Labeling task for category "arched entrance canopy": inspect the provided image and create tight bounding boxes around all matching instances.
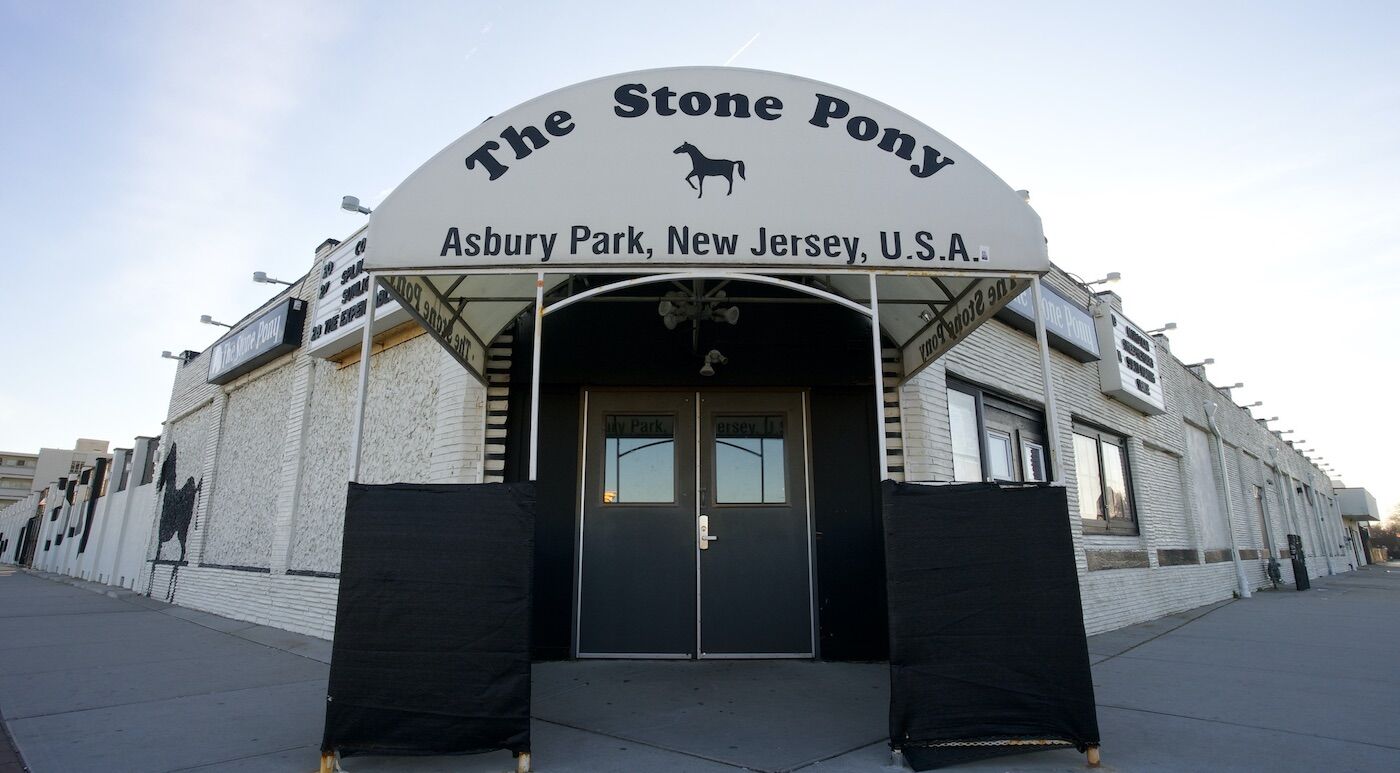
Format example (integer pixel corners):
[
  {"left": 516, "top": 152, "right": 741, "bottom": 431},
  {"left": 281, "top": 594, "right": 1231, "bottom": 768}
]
[
  {"left": 372, "top": 267, "right": 1032, "bottom": 383},
  {"left": 347, "top": 67, "right": 1063, "bottom": 482}
]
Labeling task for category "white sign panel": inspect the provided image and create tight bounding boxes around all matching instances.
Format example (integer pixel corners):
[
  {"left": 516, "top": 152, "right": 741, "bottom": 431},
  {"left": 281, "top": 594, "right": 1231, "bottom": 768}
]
[
  {"left": 902, "top": 276, "right": 1029, "bottom": 375},
  {"left": 306, "top": 232, "right": 411, "bottom": 358},
  {"left": 1093, "top": 305, "right": 1166, "bottom": 415},
  {"left": 365, "top": 67, "right": 1049, "bottom": 274}
]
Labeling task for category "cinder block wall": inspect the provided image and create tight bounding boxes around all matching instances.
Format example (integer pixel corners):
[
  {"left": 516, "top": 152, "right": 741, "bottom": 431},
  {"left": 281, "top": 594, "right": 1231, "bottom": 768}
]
[
  {"left": 136, "top": 246, "right": 488, "bottom": 638},
  {"left": 899, "top": 267, "right": 1341, "bottom": 634},
  {"left": 115, "top": 260, "right": 1346, "bottom": 642}
]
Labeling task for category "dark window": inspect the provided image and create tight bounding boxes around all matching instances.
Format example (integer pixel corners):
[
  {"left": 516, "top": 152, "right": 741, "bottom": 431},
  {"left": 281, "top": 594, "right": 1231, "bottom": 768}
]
[
  {"left": 139, "top": 440, "right": 160, "bottom": 487},
  {"left": 602, "top": 414, "right": 676, "bottom": 504},
  {"left": 1072, "top": 422, "right": 1138, "bottom": 535},
  {"left": 945, "top": 379, "right": 1049, "bottom": 483}
]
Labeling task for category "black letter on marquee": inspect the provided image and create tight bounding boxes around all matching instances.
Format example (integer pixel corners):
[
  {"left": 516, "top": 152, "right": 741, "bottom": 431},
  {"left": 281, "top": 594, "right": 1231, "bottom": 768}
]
[
  {"left": 809, "top": 93, "right": 849, "bottom": 127},
  {"left": 714, "top": 93, "right": 750, "bottom": 118},
  {"left": 614, "top": 83, "right": 648, "bottom": 117},
  {"left": 441, "top": 227, "right": 462, "bottom": 257},
  {"left": 911, "top": 146, "right": 956, "bottom": 178},
  {"left": 754, "top": 96, "right": 783, "bottom": 120},
  {"left": 465, "top": 141, "right": 508, "bottom": 180},
  {"left": 948, "top": 233, "right": 969, "bottom": 262},
  {"left": 500, "top": 124, "right": 550, "bottom": 160},
  {"left": 545, "top": 110, "right": 575, "bottom": 136},
  {"left": 847, "top": 116, "right": 879, "bottom": 141},
  {"left": 652, "top": 86, "right": 677, "bottom": 116},
  {"left": 679, "top": 91, "right": 712, "bottom": 116},
  {"left": 877, "top": 128, "right": 916, "bottom": 160}
]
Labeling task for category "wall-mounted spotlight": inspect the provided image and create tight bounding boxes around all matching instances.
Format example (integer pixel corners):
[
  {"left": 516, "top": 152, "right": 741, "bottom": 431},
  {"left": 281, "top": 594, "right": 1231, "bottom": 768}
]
[
  {"left": 699, "top": 349, "right": 728, "bottom": 377},
  {"left": 1243, "top": 401, "right": 1263, "bottom": 408},
  {"left": 1085, "top": 272, "right": 1121, "bottom": 288},
  {"left": 1147, "top": 322, "right": 1177, "bottom": 334},
  {"left": 1185, "top": 358, "right": 1215, "bottom": 368},
  {"left": 253, "top": 271, "right": 294, "bottom": 286},
  {"left": 200, "top": 315, "right": 233, "bottom": 329},
  {"left": 1277, "top": 429, "right": 1295, "bottom": 435},
  {"left": 161, "top": 351, "right": 184, "bottom": 361},
  {"left": 1226, "top": 382, "right": 1245, "bottom": 390},
  {"left": 341, "top": 195, "right": 372, "bottom": 215}
]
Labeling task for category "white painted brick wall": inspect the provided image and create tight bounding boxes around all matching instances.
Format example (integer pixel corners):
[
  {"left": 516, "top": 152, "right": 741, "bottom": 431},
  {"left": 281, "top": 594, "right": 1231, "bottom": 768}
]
[{"left": 118, "top": 263, "right": 1355, "bottom": 643}]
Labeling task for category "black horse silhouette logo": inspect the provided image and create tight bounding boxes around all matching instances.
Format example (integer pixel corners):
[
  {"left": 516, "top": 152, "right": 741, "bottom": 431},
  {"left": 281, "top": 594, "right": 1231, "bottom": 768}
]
[
  {"left": 673, "top": 142, "right": 745, "bottom": 198},
  {"left": 155, "top": 442, "right": 200, "bottom": 562}
]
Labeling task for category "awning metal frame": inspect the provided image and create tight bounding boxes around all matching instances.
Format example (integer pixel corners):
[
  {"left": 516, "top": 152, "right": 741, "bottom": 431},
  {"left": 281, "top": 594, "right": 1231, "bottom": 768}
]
[{"left": 349, "top": 267, "right": 1063, "bottom": 487}]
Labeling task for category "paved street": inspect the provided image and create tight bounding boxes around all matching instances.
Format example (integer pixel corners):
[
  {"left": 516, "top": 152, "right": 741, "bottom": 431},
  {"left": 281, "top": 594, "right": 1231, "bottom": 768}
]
[{"left": 2, "top": 563, "right": 1397, "bottom": 772}]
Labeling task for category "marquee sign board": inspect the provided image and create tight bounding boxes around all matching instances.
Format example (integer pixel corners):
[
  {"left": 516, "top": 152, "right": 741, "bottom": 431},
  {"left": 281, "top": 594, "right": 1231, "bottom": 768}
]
[
  {"left": 901, "top": 275, "right": 1030, "bottom": 376},
  {"left": 380, "top": 274, "right": 487, "bottom": 380},
  {"left": 306, "top": 233, "right": 412, "bottom": 359},
  {"left": 207, "top": 298, "right": 306, "bottom": 385},
  {"left": 364, "top": 67, "right": 1049, "bottom": 275},
  {"left": 1093, "top": 304, "right": 1166, "bottom": 415},
  {"left": 996, "top": 283, "right": 1101, "bottom": 362}
]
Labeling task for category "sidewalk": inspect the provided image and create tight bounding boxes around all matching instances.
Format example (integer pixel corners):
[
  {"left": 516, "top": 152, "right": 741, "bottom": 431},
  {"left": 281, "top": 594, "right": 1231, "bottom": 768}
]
[{"left": 2, "top": 563, "right": 1397, "bottom": 772}]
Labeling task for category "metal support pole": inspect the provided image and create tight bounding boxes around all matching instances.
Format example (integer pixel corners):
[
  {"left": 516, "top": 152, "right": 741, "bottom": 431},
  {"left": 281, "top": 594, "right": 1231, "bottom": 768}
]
[
  {"left": 349, "top": 274, "right": 379, "bottom": 483},
  {"left": 1204, "top": 402, "right": 1251, "bottom": 598},
  {"left": 868, "top": 273, "right": 889, "bottom": 480},
  {"left": 528, "top": 272, "right": 545, "bottom": 481},
  {"left": 1030, "top": 277, "right": 1063, "bottom": 483}
]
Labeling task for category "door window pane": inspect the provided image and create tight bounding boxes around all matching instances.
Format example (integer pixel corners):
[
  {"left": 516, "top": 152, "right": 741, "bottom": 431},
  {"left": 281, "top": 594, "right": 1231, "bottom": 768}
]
[
  {"left": 1022, "top": 441, "right": 1047, "bottom": 482},
  {"left": 986, "top": 430, "right": 1014, "bottom": 481},
  {"left": 604, "top": 415, "right": 675, "bottom": 503},
  {"left": 1101, "top": 440, "right": 1129, "bottom": 520},
  {"left": 714, "top": 415, "right": 786, "bottom": 504},
  {"left": 1073, "top": 432, "right": 1102, "bottom": 519},
  {"left": 947, "top": 389, "right": 982, "bottom": 482}
]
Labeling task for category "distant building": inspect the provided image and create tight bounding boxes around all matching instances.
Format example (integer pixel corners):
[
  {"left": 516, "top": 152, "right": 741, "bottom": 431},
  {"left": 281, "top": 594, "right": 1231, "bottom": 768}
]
[
  {"left": 0, "top": 451, "right": 39, "bottom": 507},
  {"left": 30, "top": 439, "right": 112, "bottom": 495},
  {"left": 1336, "top": 487, "right": 1380, "bottom": 569}
]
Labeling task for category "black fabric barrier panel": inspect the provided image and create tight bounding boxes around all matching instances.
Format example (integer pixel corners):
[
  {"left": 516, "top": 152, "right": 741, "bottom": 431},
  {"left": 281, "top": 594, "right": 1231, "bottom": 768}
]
[
  {"left": 883, "top": 481, "right": 1099, "bottom": 769},
  {"left": 322, "top": 482, "right": 534, "bottom": 758}
]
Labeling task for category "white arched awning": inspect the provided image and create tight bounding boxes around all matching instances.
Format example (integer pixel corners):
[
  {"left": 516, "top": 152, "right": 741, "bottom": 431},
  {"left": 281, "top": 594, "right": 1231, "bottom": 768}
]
[{"left": 347, "top": 67, "right": 1061, "bottom": 481}]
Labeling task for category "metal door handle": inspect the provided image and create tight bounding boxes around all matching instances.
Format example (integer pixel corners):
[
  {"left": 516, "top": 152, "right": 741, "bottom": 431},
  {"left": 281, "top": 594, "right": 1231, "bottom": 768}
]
[{"left": 699, "top": 515, "right": 717, "bottom": 550}]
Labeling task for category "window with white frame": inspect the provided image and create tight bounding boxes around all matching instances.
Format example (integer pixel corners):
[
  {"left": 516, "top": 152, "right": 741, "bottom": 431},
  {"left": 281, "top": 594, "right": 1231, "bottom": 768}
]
[{"left": 946, "top": 379, "right": 1049, "bottom": 484}]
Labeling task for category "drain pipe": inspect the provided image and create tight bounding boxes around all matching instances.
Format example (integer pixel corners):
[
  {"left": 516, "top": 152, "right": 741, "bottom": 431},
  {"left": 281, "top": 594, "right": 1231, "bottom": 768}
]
[{"left": 1204, "top": 402, "right": 1251, "bottom": 599}]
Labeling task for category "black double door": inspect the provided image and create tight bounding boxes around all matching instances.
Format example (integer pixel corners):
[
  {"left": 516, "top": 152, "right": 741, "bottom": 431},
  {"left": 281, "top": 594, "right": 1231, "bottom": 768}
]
[{"left": 577, "top": 390, "right": 814, "bottom": 658}]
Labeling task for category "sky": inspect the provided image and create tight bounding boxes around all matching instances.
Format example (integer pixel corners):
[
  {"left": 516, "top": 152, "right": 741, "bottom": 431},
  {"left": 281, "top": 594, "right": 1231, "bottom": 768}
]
[{"left": 1, "top": 1, "right": 1396, "bottom": 517}]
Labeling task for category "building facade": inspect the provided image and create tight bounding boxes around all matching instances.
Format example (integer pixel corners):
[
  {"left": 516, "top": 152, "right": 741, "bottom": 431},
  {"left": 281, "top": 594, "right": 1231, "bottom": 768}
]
[
  {"left": 3, "top": 67, "right": 1362, "bottom": 656},
  {"left": 35, "top": 252, "right": 1343, "bottom": 648}
]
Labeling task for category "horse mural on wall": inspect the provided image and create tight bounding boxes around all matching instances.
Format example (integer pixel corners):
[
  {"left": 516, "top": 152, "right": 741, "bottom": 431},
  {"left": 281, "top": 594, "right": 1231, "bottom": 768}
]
[
  {"left": 673, "top": 142, "right": 745, "bottom": 198},
  {"left": 155, "top": 442, "right": 200, "bottom": 562}
]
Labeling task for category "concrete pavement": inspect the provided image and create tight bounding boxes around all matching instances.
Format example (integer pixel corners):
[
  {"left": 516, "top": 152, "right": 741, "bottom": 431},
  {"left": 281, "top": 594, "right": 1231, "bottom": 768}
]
[{"left": 2, "top": 562, "right": 1397, "bottom": 772}]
